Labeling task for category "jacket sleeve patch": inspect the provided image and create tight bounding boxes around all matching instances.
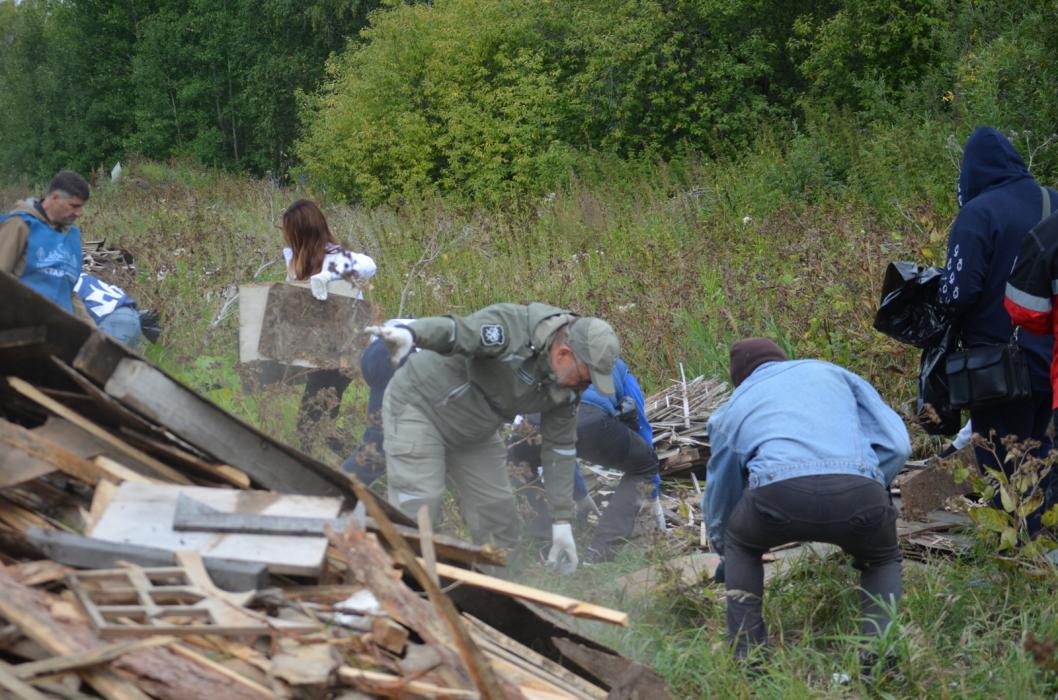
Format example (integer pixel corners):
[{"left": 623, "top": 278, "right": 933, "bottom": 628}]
[{"left": 480, "top": 324, "right": 506, "bottom": 346}]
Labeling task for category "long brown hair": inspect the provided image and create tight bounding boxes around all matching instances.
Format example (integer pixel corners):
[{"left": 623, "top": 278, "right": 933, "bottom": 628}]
[{"left": 282, "top": 199, "right": 337, "bottom": 280}]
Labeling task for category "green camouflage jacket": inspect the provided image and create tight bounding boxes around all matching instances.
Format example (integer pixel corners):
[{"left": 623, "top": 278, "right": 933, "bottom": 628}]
[{"left": 387, "top": 302, "right": 579, "bottom": 520}]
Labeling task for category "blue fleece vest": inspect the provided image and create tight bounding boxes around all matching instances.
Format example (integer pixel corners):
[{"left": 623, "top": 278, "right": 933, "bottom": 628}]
[{"left": 0, "top": 211, "right": 81, "bottom": 312}]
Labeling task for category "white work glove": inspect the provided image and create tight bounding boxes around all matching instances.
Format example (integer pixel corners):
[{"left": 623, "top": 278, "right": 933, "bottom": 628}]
[
  {"left": 364, "top": 325, "right": 415, "bottom": 367},
  {"left": 309, "top": 271, "right": 331, "bottom": 301},
  {"left": 652, "top": 497, "right": 667, "bottom": 532},
  {"left": 546, "top": 521, "right": 578, "bottom": 575}
]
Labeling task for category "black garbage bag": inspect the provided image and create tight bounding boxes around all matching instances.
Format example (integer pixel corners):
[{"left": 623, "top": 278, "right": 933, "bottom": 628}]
[
  {"left": 138, "top": 309, "right": 162, "bottom": 344},
  {"left": 916, "top": 325, "right": 961, "bottom": 436},
  {"left": 874, "top": 261, "right": 953, "bottom": 348}
]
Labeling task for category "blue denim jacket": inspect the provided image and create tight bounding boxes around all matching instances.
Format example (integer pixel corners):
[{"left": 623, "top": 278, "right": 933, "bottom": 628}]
[{"left": 702, "top": 359, "right": 911, "bottom": 554}]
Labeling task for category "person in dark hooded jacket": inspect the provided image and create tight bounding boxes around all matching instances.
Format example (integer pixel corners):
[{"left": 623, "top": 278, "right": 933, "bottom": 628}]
[{"left": 939, "top": 127, "right": 1056, "bottom": 522}]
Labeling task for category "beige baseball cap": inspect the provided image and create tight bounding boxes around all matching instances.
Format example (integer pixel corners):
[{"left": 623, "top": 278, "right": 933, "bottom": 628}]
[{"left": 567, "top": 317, "right": 620, "bottom": 396}]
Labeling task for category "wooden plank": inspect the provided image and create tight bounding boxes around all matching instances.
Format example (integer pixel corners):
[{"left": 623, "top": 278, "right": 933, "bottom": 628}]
[
  {"left": 85, "top": 480, "right": 118, "bottom": 535},
  {"left": 70, "top": 331, "right": 130, "bottom": 386},
  {"left": 551, "top": 638, "right": 672, "bottom": 699},
  {"left": 102, "top": 358, "right": 352, "bottom": 497},
  {"left": 118, "top": 428, "right": 249, "bottom": 488},
  {"left": 93, "top": 457, "right": 159, "bottom": 485},
  {"left": 337, "top": 667, "right": 478, "bottom": 698},
  {"left": 0, "top": 270, "right": 92, "bottom": 364},
  {"left": 0, "top": 326, "right": 49, "bottom": 364},
  {"left": 465, "top": 615, "right": 606, "bottom": 700},
  {"left": 173, "top": 493, "right": 352, "bottom": 535},
  {"left": 25, "top": 528, "right": 269, "bottom": 592},
  {"left": 0, "top": 659, "right": 50, "bottom": 700},
  {"left": 0, "top": 418, "right": 108, "bottom": 487},
  {"left": 429, "top": 561, "right": 628, "bottom": 627},
  {"left": 13, "top": 637, "right": 177, "bottom": 680},
  {"left": 90, "top": 482, "right": 340, "bottom": 576},
  {"left": 175, "top": 493, "right": 505, "bottom": 567},
  {"left": 168, "top": 644, "right": 280, "bottom": 699},
  {"left": 52, "top": 358, "right": 217, "bottom": 464},
  {"left": 7, "top": 378, "right": 192, "bottom": 485},
  {"left": 418, "top": 504, "right": 439, "bottom": 586},
  {"left": 0, "top": 443, "right": 54, "bottom": 490}
]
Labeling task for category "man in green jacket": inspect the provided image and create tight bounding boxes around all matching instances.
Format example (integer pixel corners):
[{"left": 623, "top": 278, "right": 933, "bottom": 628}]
[{"left": 366, "top": 303, "right": 619, "bottom": 574}]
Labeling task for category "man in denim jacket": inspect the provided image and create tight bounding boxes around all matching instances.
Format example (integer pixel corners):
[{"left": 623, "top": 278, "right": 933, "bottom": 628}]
[{"left": 704, "top": 338, "right": 910, "bottom": 661}]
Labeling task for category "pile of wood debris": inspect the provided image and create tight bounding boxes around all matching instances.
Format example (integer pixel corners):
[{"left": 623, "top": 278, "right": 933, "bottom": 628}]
[
  {"left": 0, "top": 271, "right": 670, "bottom": 700},
  {"left": 644, "top": 368, "right": 729, "bottom": 477}
]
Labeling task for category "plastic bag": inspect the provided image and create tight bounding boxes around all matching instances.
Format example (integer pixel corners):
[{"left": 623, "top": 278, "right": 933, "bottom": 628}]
[
  {"left": 874, "top": 262, "right": 952, "bottom": 348},
  {"left": 916, "top": 326, "right": 961, "bottom": 435}
]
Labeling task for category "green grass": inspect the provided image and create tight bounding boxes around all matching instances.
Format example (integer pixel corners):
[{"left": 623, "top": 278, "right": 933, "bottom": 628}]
[{"left": 517, "top": 539, "right": 1058, "bottom": 698}]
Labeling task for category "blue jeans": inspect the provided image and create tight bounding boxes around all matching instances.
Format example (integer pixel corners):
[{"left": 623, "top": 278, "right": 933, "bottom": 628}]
[{"left": 98, "top": 306, "right": 142, "bottom": 348}]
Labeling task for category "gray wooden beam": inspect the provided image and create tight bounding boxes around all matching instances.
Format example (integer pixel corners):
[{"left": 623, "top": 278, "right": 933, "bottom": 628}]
[{"left": 25, "top": 527, "right": 268, "bottom": 592}]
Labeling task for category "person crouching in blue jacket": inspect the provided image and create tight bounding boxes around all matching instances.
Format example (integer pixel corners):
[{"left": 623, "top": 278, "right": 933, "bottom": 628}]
[
  {"left": 704, "top": 338, "right": 910, "bottom": 664},
  {"left": 578, "top": 357, "right": 660, "bottom": 562}
]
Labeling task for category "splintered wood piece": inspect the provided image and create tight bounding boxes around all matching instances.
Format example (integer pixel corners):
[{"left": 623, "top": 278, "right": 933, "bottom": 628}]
[
  {"left": 370, "top": 616, "right": 410, "bottom": 655},
  {"left": 464, "top": 615, "right": 606, "bottom": 700},
  {"left": 326, "top": 524, "right": 482, "bottom": 696},
  {"left": 168, "top": 644, "right": 281, "bottom": 699},
  {"left": 338, "top": 478, "right": 515, "bottom": 700},
  {"left": 2, "top": 560, "right": 71, "bottom": 587},
  {"left": 0, "top": 659, "right": 50, "bottom": 700},
  {"left": 6, "top": 377, "right": 192, "bottom": 485},
  {"left": 338, "top": 666, "right": 479, "bottom": 698},
  {"left": 427, "top": 561, "right": 628, "bottom": 627},
  {"left": 0, "top": 418, "right": 108, "bottom": 488},
  {"left": 417, "top": 505, "right": 439, "bottom": 586},
  {"left": 117, "top": 427, "right": 249, "bottom": 489},
  {"left": 12, "top": 637, "right": 177, "bottom": 681}
]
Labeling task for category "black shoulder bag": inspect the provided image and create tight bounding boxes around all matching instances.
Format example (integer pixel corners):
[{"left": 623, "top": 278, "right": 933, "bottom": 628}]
[{"left": 945, "top": 328, "right": 1032, "bottom": 409}]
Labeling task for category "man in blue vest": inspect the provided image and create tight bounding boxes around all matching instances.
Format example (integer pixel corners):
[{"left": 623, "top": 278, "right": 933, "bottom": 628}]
[{"left": 0, "top": 171, "right": 90, "bottom": 316}]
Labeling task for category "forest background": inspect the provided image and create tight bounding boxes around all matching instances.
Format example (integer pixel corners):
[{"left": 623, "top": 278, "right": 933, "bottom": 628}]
[{"left": 3, "top": 0, "right": 1058, "bottom": 696}]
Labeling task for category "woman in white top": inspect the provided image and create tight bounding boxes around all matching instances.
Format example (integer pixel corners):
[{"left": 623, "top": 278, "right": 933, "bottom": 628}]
[{"left": 281, "top": 199, "right": 377, "bottom": 452}]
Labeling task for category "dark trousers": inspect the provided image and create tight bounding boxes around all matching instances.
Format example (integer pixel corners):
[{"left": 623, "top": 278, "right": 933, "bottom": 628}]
[
  {"left": 970, "top": 392, "right": 1054, "bottom": 535},
  {"left": 343, "top": 340, "right": 397, "bottom": 483},
  {"left": 575, "top": 405, "right": 659, "bottom": 553},
  {"left": 724, "top": 474, "right": 902, "bottom": 658},
  {"left": 298, "top": 369, "right": 353, "bottom": 451}
]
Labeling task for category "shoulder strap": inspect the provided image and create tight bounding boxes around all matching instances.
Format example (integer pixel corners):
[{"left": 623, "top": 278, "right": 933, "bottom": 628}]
[{"left": 1042, "top": 185, "right": 1053, "bottom": 222}]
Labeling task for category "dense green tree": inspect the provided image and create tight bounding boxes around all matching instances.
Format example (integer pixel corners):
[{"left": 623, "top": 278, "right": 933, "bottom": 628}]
[{"left": 0, "top": 0, "right": 376, "bottom": 181}]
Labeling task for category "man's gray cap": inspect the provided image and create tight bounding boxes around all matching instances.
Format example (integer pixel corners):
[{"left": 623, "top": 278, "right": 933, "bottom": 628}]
[{"left": 567, "top": 317, "right": 619, "bottom": 396}]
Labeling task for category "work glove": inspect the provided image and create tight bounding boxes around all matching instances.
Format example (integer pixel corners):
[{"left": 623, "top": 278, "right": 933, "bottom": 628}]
[
  {"left": 309, "top": 271, "right": 331, "bottom": 300},
  {"left": 651, "top": 497, "right": 667, "bottom": 532},
  {"left": 364, "top": 325, "right": 416, "bottom": 367},
  {"left": 546, "top": 521, "right": 578, "bottom": 575},
  {"left": 714, "top": 558, "right": 725, "bottom": 584}
]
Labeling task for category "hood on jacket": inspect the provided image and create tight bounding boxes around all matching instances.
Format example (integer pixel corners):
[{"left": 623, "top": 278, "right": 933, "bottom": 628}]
[{"left": 958, "top": 127, "right": 1031, "bottom": 207}]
